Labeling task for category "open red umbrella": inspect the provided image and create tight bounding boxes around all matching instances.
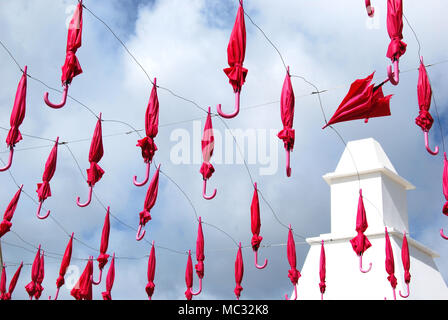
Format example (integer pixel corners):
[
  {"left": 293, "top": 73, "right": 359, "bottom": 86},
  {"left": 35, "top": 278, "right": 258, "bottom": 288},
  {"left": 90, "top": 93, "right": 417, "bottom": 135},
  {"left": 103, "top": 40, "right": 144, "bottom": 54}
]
[
  {"left": 94, "top": 206, "right": 111, "bottom": 285},
  {"left": 399, "top": 232, "right": 411, "bottom": 298},
  {"left": 384, "top": 227, "right": 397, "bottom": 300},
  {"left": 134, "top": 78, "right": 159, "bottom": 186},
  {"left": 278, "top": 67, "right": 295, "bottom": 177},
  {"left": 2, "top": 262, "right": 23, "bottom": 300},
  {"left": 36, "top": 137, "right": 59, "bottom": 220},
  {"left": 319, "top": 240, "right": 326, "bottom": 300},
  {"left": 350, "top": 189, "right": 373, "bottom": 273},
  {"left": 33, "top": 252, "right": 45, "bottom": 300},
  {"left": 200, "top": 107, "right": 217, "bottom": 200},
  {"left": 365, "top": 0, "right": 375, "bottom": 17},
  {"left": 102, "top": 253, "right": 115, "bottom": 300},
  {"left": 323, "top": 73, "right": 392, "bottom": 129},
  {"left": 218, "top": 0, "right": 247, "bottom": 119},
  {"left": 285, "top": 225, "right": 300, "bottom": 300},
  {"left": 71, "top": 256, "right": 93, "bottom": 300},
  {"left": 193, "top": 217, "right": 204, "bottom": 296},
  {"left": 50, "top": 232, "right": 73, "bottom": 300},
  {"left": 0, "top": 184, "right": 23, "bottom": 238},
  {"left": 441, "top": 153, "right": 448, "bottom": 239},
  {"left": 76, "top": 113, "right": 104, "bottom": 207},
  {"left": 234, "top": 242, "right": 244, "bottom": 300},
  {"left": 44, "top": 0, "right": 83, "bottom": 108},
  {"left": 136, "top": 164, "right": 161, "bottom": 241},
  {"left": 251, "top": 183, "right": 267, "bottom": 269},
  {"left": 25, "top": 245, "right": 41, "bottom": 300},
  {"left": 0, "top": 66, "right": 27, "bottom": 172},
  {"left": 146, "top": 241, "right": 156, "bottom": 300},
  {"left": 386, "top": 0, "right": 406, "bottom": 85},
  {"left": 185, "top": 250, "right": 193, "bottom": 300}
]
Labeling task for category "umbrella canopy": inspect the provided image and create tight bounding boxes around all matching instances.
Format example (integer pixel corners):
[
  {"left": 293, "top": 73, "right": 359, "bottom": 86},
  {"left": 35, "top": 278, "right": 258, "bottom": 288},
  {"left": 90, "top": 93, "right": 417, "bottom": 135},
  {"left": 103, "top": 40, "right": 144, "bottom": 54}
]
[
  {"left": 250, "top": 183, "right": 263, "bottom": 252},
  {"left": 195, "top": 217, "right": 205, "bottom": 280},
  {"left": 322, "top": 73, "right": 392, "bottom": 129},
  {"left": 146, "top": 242, "right": 156, "bottom": 300},
  {"left": 415, "top": 60, "right": 433, "bottom": 132},
  {"left": 5, "top": 66, "right": 27, "bottom": 149},
  {"left": 385, "top": 228, "right": 397, "bottom": 299},
  {"left": 234, "top": 243, "right": 244, "bottom": 300},
  {"left": 36, "top": 137, "right": 59, "bottom": 202},
  {"left": 86, "top": 114, "right": 105, "bottom": 187},
  {"left": 139, "top": 164, "right": 161, "bottom": 228},
  {"left": 319, "top": 240, "right": 326, "bottom": 298},
  {"left": 200, "top": 107, "right": 215, "bottom": 180},
  {"left": 287, "top": 227, "right": 301, "bottom": 286},
  {"left": 0, "top": 265, "right": 6, "bottom": 299},
  {"left": 0, "top": 184, "right": 23, "bottom": 238},
  {"left": 56, "top": 233, "right": 74, "bottom": 290},
  {"left": 3, "top": 262, "right": 23, "bottom": 300},
  {"left": 25, "top": 245, "right": 41, "bottom": 299},
  {"left": 401, "top": 233, "right": 410, "bottom": 285},
  {"left": 102, "top": 253, "right": 115, "bottom": 300},
  {"left": 277, "top": 67, "right": 295, "bottom": 152},
  {"left": 350, "top": 189, "right": 372, "bottom": 256},
  {"left": 185, "top": 250, "right": 193, "bottom": 300},
  {"left": 443, "top": 153, "right": 448, "bottom": 215},
  {"left": 386, "top": 0, "right": 406, "bottom": 63},
  {"left": 71, "top": 257, "right": 93, "bottom": 300},
  {"left": 34, "top": 252, "right": 45, "bottom": 300},
  {"left": 97, "top": 207, "right": 111, "bottom": 270}
]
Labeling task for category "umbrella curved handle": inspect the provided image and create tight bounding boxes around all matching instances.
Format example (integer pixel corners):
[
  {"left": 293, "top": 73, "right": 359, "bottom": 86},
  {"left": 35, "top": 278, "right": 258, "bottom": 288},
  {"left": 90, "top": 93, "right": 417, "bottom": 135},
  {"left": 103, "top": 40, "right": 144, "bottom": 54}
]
[
  {"left": 424, "top": 131, "right": 439, "bottom": 155},
  {"left": 92, "top": 268, "right": 103, "bottom": 285},
  {"left": 44, "top": 84, "right": 68, "bottom": 109},
  {"left": 133, "top": 161, "right": 151, "bottom": 187},
  {"left": 216, "top": 91, "right": 240, "bottom": 119},
  {"left": 399, "top": 283, "right": 410, "bottom": 298},
  {"left": 286, "top": 149, "right": 291, "bottom": 177},
  {"left": 285, "top": 284, "right": 297, "bottom": 300},
  {"left": 49, "top": 287, "right": 61, "bottom": 300},
  {"left": 76, "top": 185, "right": 93, "bottom": 207},
  {"left": 440, "top": 228, "right": 448, "bottom": 240},
  {"left": 0, "top": 146, "right": 14, "bottom": 172},
  {"left": 136, "top": 224, "right": 146, "bottom": 241},
  {"left": 190, "top": 278, "right": 202, "bottom": 296},
  {"left": 36, "top": 201, "right": 51, "bottom": 220},
  {"left": 365, "top": 0, "right": 374, "bottom": 17},
  {"left": 384, "top": 288, "right": 397, "bottom": 300},
  {"left": 203, "top": 179, "right": 217, "bottom": 200},
  {"left": 387, "top": 59, "right": 400, "bottom": 86},
  {"left": 359, "top": 254, "right": 372, "bottom": 273},
  {"left": 254, "top": 250, "right": 268, "bottom": 269}
]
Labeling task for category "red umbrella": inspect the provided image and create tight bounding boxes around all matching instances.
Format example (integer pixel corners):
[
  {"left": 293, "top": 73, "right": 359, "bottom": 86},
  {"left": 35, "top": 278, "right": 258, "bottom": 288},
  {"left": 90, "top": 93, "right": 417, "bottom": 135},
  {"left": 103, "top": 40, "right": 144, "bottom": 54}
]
[
  {"left": 0, "top": 184, "right": 23, "bottom": 238},
  {"left": 200, "top": 107, "right": 217, "bottom": 200},
  {"left": 134, "top": 78, "right": 159, "bottom": 186},
  {"left": 251, "top": 183, "right": 267, "bottom": 269},
  {"left": 0, "top": 66, "right": 27, "bottom": 172},
  {"left": 192, "top": 217, "right": 204, "bottom": 296},
  {"left": 322, "top": 73, "right": 392, "bottom": 129},
  {"left": 234, "top": 242, "right": 244, "bottom": 300},
  {"left": 278, "top": 67, "right": 295, "bottom": 177},
  {"left": 94, "top": 206, "right": 111, "bottom": 285},
  {"left": 350, "top": 189, "right": 373, "bottom": 273},
  {"left": 50, "top": 232, "right": 73, "bottom": 300},
  {"left": 146, "top": 241, "right": 156, "bottom": 300},
  {"left": 25, "top": 245, "right": 41, "bottom": 300},
  {"left": 3, "top": 262, "right": 23, "bottom": 300},
  {"left": 0, "top": 265, "right": 6, "bottom": 299},
  {"left": 399, "top": 232, "right": 411, "bottom": 298},
  {"left": 319, "top": 240, "right": 326, "bottom": 300},
  {"left": 71, "top": 256, "right": 93, "bottom": 300},
  {"left": 384, "top": 227, "right": 397, "bottom": 300},
  {"left": 365, "top": 0, "right": 375, "bottom": 17},
  {"left": 218, "top": 0, "right": 247, "bottom": 119},
  {"left": 185, "top": 250, "right": 193, "bottom": 300},
  {"left": 136, "top": 164, "right": 161, "bottom": 241},
  {"left": 386, "top": 0, "right": 406, "bottom": 85},
  {"left": 285, "top": 225, "right": 300, "bottom": 300},
  {"left": 44, "top": 0, "right": 83, "bottom": 108},
  {"left": 36, "top": 137, "right": 59, "bottom": 220},
  {"left": 441, "top": 153, "right": 448, "bottom": 239},
  {"left": 102, "top": 253, "right": 115, "bottom": 300},
  {"left": 33, "top": 252, "right": 45, "bottom": 300},
  {"left": 76, "top": 113, "right": 104, "bottom": 207}
]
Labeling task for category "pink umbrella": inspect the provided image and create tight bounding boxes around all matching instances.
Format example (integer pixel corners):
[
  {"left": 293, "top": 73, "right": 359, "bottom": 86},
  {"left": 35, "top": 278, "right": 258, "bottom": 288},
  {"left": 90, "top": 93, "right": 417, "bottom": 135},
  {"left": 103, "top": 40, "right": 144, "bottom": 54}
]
[
  {"left": 44, "top": 0, "right": 83, "bottom": 108},
  {"left": 102, "top": 253, "right": 115, "bottom": 300},
  {"left": 0, "top": 184, "right": 23, "bottom": 238},
  {"left": 193, "top": 217, "right": 204, "bottom": 296},
  {"left": 146, "top": 241, "right": 156, "bottom": 300},
  {"left": 441, "top": 153, "right": 448, "bottom": 240},
  {"left": 365, "top": 0, "right": 375, "bottom": 17},
  {"left": 234, "top": 242, "right": 244, "bottom": 300},
  {"left": 218, "top": 0, "right": 248, "bottom": 119},
  {"left": 49, "top": 232, "right": 73, "bottom": 300},
  {"left": 134, "top": 78, "right": 159, "bottom": 186},
  {"left": 319, "top": 240, "right": 326, "bottom": 300},
  {"left": 0, "top": 265, "right": 6, "bottom": 299},
  {"left": 71, "top": 256, "right": 93, "bottom": 300},
  {"left": 93, "top": 207, "right": 110, "bottom": 285},
  {"left": 33, "top": 252, "right": 45, "bottom": 300},
  {"left": 136, "top": 164, "right": 161, "bottom": 241},
  {"left": 36, "top": 137, "right": 59, "bottom": 220},
  {"left": 77, "top": 113, "right": 104, "bottom": 207},
  {"left": 185, "top": 250, "right": 193, "bottom": 300},
  {"left": 278, "top": 67, "right": 295, "bottom": 177},
  {"left": 200, "top": 107, "right": 217, "bottom": 200},
  {"left": 384, "top": 227, "right": 397, "bottom": 300},
  {"left": 2, "top": 262, "right": 23, "bottom": 300},
  {"left": 399, "top": 232, "right": 411, "bottom": 298},
  {"left": 25, "top": 245, "right": 41, "bottom": 300},
  {"left": 285, "top": 225, "right": 300, "bottom": 300},
  {"left": 350, "top": 189, "right": 373, "bottom": 273},
  {"left": 0, "top": 66, "right": 27, "bottom": 172},
  {"left": 251, "top": 183, "right": 267, "bottom": 269},
  {"left": 386, "top": 0, "right": 406, "bottom": 85}
]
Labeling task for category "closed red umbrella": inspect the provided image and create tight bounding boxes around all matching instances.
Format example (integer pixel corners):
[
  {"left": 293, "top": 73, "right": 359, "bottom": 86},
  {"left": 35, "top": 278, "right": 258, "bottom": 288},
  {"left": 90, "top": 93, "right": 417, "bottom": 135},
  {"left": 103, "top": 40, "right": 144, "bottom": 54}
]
[
  {"left": 25, "top": 245, "right": 41, "bottom": 300},
  {"left": 441, "top": 152, "right": 448, "bottom": 239},
  {"left": 319, "top": 240, "right": 326, "bottom": 300},
  {"left": 44, "top": 0, "right": 83, "bottom": 108},
  {"left": 285, "top": 225, "right": 300, "bottom": 300},
  {"left": 94, "top": 206, "right": 111, "bottom": 285},
  {"left": 36, "top": 137, "right": 59, "bottom": 220},
  {"left": 386, "top": 0, "right": 406, "bottom": 85},
  {"left": 251, "top": 183, "right": 267, "bottom": 269},
  {"left": 0, "top": 264, "right": 6, "bottom": 300},
  {"left": 218, "top": 0, "right": 247, "bottom": 119},
  {"left": 34, "top": 252, "right": 45, "bottom": 300},
  {"left": 102, "top": 253, "right": 115, "bottom": 300},
  {"left": 278, "top": 67, "right": 295, "bottom": 177},
  {"left": 185, "top": 250, "right": 193, "bottom": 300},
  {"left": 146, "top": 241, "right": 156, "bottom": 300},
  {"left": 350, "top": 189, "right": 373, "bottom": 273},
  {"left": 234, "top": 242, "right": 244, "bottom": 300},
  {"left": 200, "top": 107, "right": 217, "bottom": 200},
  {"left": 365, "top": 0, "right": 375, "bottom": 17},
  {"left": 399, "top": 232, "right": 411, "bottom": 298},
  {"left": 4, "top": 262, "right": 23, "bottom": 300},
  {"left": 50, "top": 232, "right": 73, "bottom": 300},
  {"left": 76, "top": 113, "right": 104, "bottom": 207},
  {"left": 384, "top": 227, "right": 397, "bottom": 300},
  {"left": 71, "top": 256, "right": 93, "bottom": 300},
  {"left": 0, "top": 66, "right": 27, "bottom": 172},
  {"left": 136, "top": 164, "right": 161, "bottom": 241},
  {"left": 323, "top": 73, "right": 392, "bottom": 129},
  {"left": 193, "top": 217, "right": 204, "bottom": 296},
  {"left": 134, "top": 78, "right": 159, "bottom": 186},
  {"left": 0, "top": 184, "right": 23, "bottom": 238}
]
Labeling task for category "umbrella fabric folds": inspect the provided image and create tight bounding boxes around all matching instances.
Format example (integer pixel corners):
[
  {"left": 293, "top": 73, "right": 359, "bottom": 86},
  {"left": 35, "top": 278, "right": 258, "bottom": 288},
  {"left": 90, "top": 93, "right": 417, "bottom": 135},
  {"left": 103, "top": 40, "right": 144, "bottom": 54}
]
[
  {"left": 200, "top": 107, "right": 217, "bottom": 200},
  {"left": 0, "top": 262, "right": 23, "bottom": 300},
  {"left": 251, "top": 183, "right": 267, "bottom": 269},
  {"left": 385, "top": 227, "right": 397, "bottom": 300},
  {"left": 185, "top": 250, "right": 194, "bottom": 300},
  {"left": 319, "top": 240, "right": 326, "bottom": 300},
  {"left": 71, "top": 257, "right": 93, "bottom": 300},
  {"left": 193, "top": 217, "right": 204, "bottom": 295},
  {"left": 95, "top": 207, "right": 111, "bottom": 284},
  {"left": 0, "top": 265, "right": 6, "bottom": 300},
  {"left": 323, "top": 73, "right": 392, "bottom": 129},
  {"left": 50, "top": 233, "right": 74, "bottom": 300},
  {"left": 34, "top": 253, "right": 45, "bottom": 300},
  {"left": 146, "top": 241, "right": 156, "bottom": 300},
  {"left": 285, "top": 225, "right": 300, "bottom": 300},
  {"left": 0, "top": 184, "right": 23, "bottom": 238},
  {"left": 386, "top": 0, "right": 406, "bottom": 85},
  {"left": 399, "top": 232, "right": 411, "bottom": 298},
  {"left": 234, "top": 243, "right": 244, "bottom": 300},
  {"left": 25, "top": 245, "right": 43, "bottom": 300},
  {"left": 102, "top": 253, "right": 115, "bottom": 300},
  {"left": 441, "top": 153, "right": 448, "bottom": 240}
]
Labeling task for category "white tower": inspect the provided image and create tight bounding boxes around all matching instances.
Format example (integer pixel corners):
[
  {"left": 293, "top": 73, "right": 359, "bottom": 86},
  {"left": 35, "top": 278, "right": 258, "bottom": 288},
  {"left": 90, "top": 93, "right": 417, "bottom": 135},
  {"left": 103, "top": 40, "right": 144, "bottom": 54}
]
[{"left": 295, "top": 138, "right": 448, "bottom": 300}]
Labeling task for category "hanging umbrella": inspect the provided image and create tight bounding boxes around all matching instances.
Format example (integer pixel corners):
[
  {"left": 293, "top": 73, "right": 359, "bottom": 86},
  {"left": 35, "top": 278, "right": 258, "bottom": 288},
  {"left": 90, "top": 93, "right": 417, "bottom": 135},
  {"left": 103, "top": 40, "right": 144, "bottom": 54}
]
[
  {"left": 146, "top": 241, "right": 156, "bottom": 300},
  {"left": 319, "top": 240, "right": 326, "bottom": 300},
  {"left": 192, "top": 217, "right": 204, "bottom": 296},
  {"left": 134, "top": 78, "right": 159, "bottom": 186},
  {"left": 0, "top": 265, "right": 6, "bottom": 300},
  {"left": 441, "top": 153, "right": 448, "bottom": 239},
  {"left": 415, "top": 57, "right": 438, "bottom": 155},
  {"left": 3, "top": 262, "right": 23, "bottom": 300},
  {"left": 94, "top": 206, "right": 110, "bottom": 285},
  {"left": 278, "top": 67, "right": 295, "bottom": 177},
  {"left": 399, "top": 232, "right": 411, "bottom": 298},
  {"left": 71, "top": 256, "right": 93, "bottom": 300},
  {"left": 384, "top": 227, "right": 397, "bottom": 300},
  {"left": 386, "top": 0, "right": 406, "bottom": 85},
  {"left": 36, "top": 137, "right": 59, "bottom": 219},
  {"left": 200, "top": 107, "right": 217, "bottom": 200},
  {"left": 251, "top": 183, "right": 267, "bottom": 269},
  {"left": 34, "top": 252, "right": 45, "bottom": 300},
  {"left": 0, "top": 184, "right": 23, "bottom": 238},
  {"left": 25, "top": 245, "right": 41, "bottom": 300},
  {"left": 285, "top": 225, "right": 300, "bottom": 300},
  {"left": 234, "top": 242, "right": 244, "bottom": 300},
  {"left": 44, "top": 0, "right": 83, "bottom": 108},
  {"left": 136, "top": 164, "right": 161, "bottom": 241},
  {"left": 350, "top": 189, "right": 373, "bottom": 273},
  {"left": 218, "top": 0, "right": 248, "bottom": 119},
  {"left": 76, "top": 113, "right": 104, "bottom": 207},
  {"left": 0, "top": 66, "right": 27, "bottom": 172},
  {"left": 50, "top": 232, "right": 73, "bottom": 300},
  {"left": 185, "top": 250, "right": 193, "bottom": 300},
  {"left": 322, "top": 73, "right": 392, "bottom": 129},
  {"left": 102, "top": 253, "right": 115, "bottom": 300},
  {"left": 365, "top": 0, "right": 375, "bottom": 17}
]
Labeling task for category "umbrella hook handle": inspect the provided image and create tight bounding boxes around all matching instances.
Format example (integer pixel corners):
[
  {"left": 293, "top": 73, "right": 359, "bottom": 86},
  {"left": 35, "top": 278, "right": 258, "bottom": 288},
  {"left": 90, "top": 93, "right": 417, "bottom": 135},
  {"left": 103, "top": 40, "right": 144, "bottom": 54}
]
[
  {"left": 286, "top": 149, "right": 292, "bottom": 177},
  {"left": 44, "top": 84, "right": 69, "bottom": 109},
  {"left": 190, "top": 278, "right": 202, "bottom": 296},
  {"left": 440, "top": 228, "right": 448, "bottom": 240},
  {"left": 92, "top": 267, "right": 103, "bottom": 285},
  {"left": 0, "top": 146, "right": 14, "bottom": 172},
  {"left": 424, "top": 131, "right": 439, "bottom": 155},
  {"left": 399, "top": 283, "right": 410, "bottom": 298},
  {"left": 384, "top": 288, "right": 397, "bottom": 300},
  {"left": 285, "top": 284, "right": 297, "bottom": 300},
  {"left": 359, "top": 254, "right": 372, "bottom": 273},
  {"left": 48, "top": 287, "right": 60, "bottom": 300},
  {"left": 387, "top": 59, "right": 400, "bottom": 86},
  {"left": 365, "top": 0, "right": 374, "bottom": 17},
  {"left": 217, "top": 91, "right": 240, "bottom": 119},
  {"left": 203, "top": 179, "right": 217, "bottom": 200},
  {"left": 136, "top": 224, "right": 146, "bottom": 241},
  {"left": 36, "top": 200, "right": 51, "bottom": 220},
  {"left": 76, "top": 185, "right": 93, "bottom": 207},
  {"left": 254, "top": 250, "right": 268, "bottom": 269},
  {"left": 133, "top": 161, "right": 151, "bottom": 187}
]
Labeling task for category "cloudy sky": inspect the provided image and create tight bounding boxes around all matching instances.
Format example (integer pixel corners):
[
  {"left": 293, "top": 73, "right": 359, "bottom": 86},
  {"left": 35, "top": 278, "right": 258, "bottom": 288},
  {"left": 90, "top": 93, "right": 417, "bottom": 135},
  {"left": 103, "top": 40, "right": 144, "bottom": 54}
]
[{"left": 0, "top": 0, "right": 448, "bottom": 300}]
